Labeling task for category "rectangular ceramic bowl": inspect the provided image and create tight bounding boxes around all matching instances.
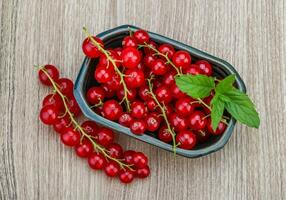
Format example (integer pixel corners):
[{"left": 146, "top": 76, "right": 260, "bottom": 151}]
[{"left": 74, "top": 25, "right": 246, "bottom": 158}]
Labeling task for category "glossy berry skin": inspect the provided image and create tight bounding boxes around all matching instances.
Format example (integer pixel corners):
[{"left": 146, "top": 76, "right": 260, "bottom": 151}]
[
  {"left": 75, "top": 139, "right": 93, "bottom": 158},
  {"left": 134, "top": 29, "right": 150, "bottom": 44},
  {"left": 158, "top": 44, "right": 175, "bottom": 59},
  {"left": 131, "top": 101, "right": 146, "bottom": 119},
  {"left": 130, "top": 119, "right": 146, "bottom": 135},
  {"left": 172, "top": 50, "right": 191, "bottom": 70},
  {"left": 169, "top": 113, "right": 188, "bottom": 131},
  {"left": 104, "top": 75, "right": 121, "bottom": 91},
  {"left": 184, "top": 64, "right": 204, "bottom": 75},
  {"left": 60, "top": 127, "right": 81, "bottom": 147},
  {"left": 158, "top": 126, "right": 173, "bottom": 143},
  {"left": 122, "top": 36, "right": 137, "bottom": 48},
  {"left": 82, "top": 36, "right": 103, "bottom": 58},
  {"left": 175, "top": 97, "right": 195, "bottom": 117},
  {"left": 145, "top": 114, "right": 161, "bottom": 132},
  {"left": 53, "top": 115, "right": 71, "bottom": 134},
  {"left": 107, "top": 143, "right": 123, "bottom": 159},
  {"left": 86, "top": 86, "right": 105, "bottom": 104},
  {"left": 143, "top": 41, "right": 157, "bottom": 54},
  {"left": 146, "top": 99, "right": 157, "bottom": 112},
  {"left": 138, "top": 85, "right": 151, "bottom": 101},
  {"left": 170, "top": 84, "right": 187, "bottom": 99},
  {"left": 104, "top": 161, "right": 120, "bottom": 177},
  {"left": 155, "top": 85, "right": 172, "bottom": 104},
  {"left": 176, "top": 130, "right": 197, "bottom": 150},
  {"left": 81, "top": 120, "right": 98, "bottom": 137},
  {"left": 42, "top": 93, "right": 63, "bottom": 112},
  {"left": 188, "top": 111, "right": 207, "bottom": 131},
  {"left": 102, "top": 100, "right": 123, "bottom": 121},
  {"left": 121, "top": 47, "right": 141, "bottom": 69},
  {"left": 123, "top": 150, "right": 135, "bottom": 165},
  {"left": 98, "top": 50, "right": 121, "bottom": 68},
  {"left": 88, "top": 153, "right": 106, "bottom": 170},
  {"left": 133, "top": 152, "right": 148, "bottom": 169},
  {"left": 118, "top": 112, "right": 134, "bottom": 127},
  {"left": 151, "top": 59, "right": 168, "bottom": 75},
  {"left": 94, "top": 65, "right": 115, "bottom": 83},
  {"left": 136, "top": 166, "right": 150, "bottom": 178},
  {"left": 96, "top": 127, "right": 114, "bottom": 147},
  {"left": 116, "top": 87, "right": 137, "bottom": 101},
  {"left": 67, "top": 95, "right": 81, "bottom": 117},
  {"left": 119, "top": 169, "right": 134, "bottom": 184},
  {"left": 38, "top": 65, "right": 59, "bottom": 86},
  {"left": 39, "top": 105, "right": 58, "bottom": 125},
  {"left": 196, "top": 60, "right": 213, "bottom": 76},
  {"left": 101, "top": 84, "right": 115, "bottom": 98},
  {"left": 56, "top": 78, "right": 74, "bottom": 97},
  {"left": 207, "top": 119, "right": 227, "bottom": 135},
  {"left": 162, "top": 71, "right": 176, "bottom": 86},
  {"left": 124, "top": 68, "right": 145, "bottom": 88},
  {"left": 143, "top": 54, "right": 156, "bottom": 68}
]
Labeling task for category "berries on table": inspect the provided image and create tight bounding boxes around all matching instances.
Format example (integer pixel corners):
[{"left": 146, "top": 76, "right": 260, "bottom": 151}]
[
  {"left": 56, "top": 78, "right": 74, "bottom": 97},
  {"left": 136, "top": 165, "right": 150, "bottom": 178},
  {"left": 75, "top": 139, "right": 93, "bottom": 158},
  {"left": 104, "top": 161, "right": 120, "bottom": 177},
  {"left": 60, "top": 127, "right": 81, "bottom": 147},
  {"left": 132, "top": 152, "right": 148, "bottom": 168},
  {"left": 88, "top": 153, "right": 106, "bottom": 170},
  {"left": 119, "top": 169, "right": 134, "bottom": 184},
  {"left": 38, "top": 65, "right": 59, "bottom": 86},
  {"left": 107, "top": 143, "right": 123, "bottom": 159},
  {"left": 96, "top": 127, "right": 115, "bottom": 147},
  {"left": 39, "top": 105, "right": 59, "bottom": 125}
]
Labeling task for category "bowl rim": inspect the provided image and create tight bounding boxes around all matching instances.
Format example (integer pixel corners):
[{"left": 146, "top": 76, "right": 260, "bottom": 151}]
[{"left": 74, "top": 24, "right": 246, "bottom": 158}]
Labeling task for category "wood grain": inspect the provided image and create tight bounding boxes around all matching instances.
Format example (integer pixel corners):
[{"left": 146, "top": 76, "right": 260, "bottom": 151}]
[{"left": 0, "top": 0, "right": 285, "bottom": 199}]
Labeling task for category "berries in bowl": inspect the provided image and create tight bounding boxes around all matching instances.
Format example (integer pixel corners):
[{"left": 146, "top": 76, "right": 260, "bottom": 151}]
[{"left": 74, "top": 25, "right": 260, "bottom": 158}]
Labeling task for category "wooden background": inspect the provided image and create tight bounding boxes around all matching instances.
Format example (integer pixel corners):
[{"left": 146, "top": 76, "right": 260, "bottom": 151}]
[{"left": 1, "top": 0, "right": 285, "bottom": 199}]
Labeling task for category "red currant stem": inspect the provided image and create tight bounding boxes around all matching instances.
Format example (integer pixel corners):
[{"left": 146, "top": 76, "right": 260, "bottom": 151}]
[
  {"left": 90, "top": 100, "right": 103, "bottom": 108},
  {"left": 202, "top": 114, "right": 211, "bottom": 120},
  {"left": 127, "top": 26, "right": 133, "bottom": 36},
  {"left": 147, "top": 78, "right": 177, "bottom": 153},
  {"left": 139, "top": 43, "right": 182, "bottom": 75},
  {"left": 197, "top": 98, "right": 229, "bottom": 121},
  {"left": 82, "top": 27, "right": 131, "bottom": 112},
  {"left": 37, "top": 66, "right": 133, "bottom": 170}
]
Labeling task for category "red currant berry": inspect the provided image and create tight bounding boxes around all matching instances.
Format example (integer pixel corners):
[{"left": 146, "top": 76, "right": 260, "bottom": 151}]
[
  {"left": 158, "top": 125, "right": 173, "bottom": 143},
  {"left": 104, "top": 161, "right": 120, "bottom": 177},
  {"left": 146, "top": 99, "right": 157, "bottom": 112},
  {"left": 183, "top": 64, "right": 204, "bottom": 75},
  {"left": 107, "top": 143, "right": 123, "bottom": 159},
  {"left": 196, "top": 60, "right": 213, "bottom": 76},
  {"left": 121, "top": 47, "right": 141, "bottom": 69},
  {"left": 53, "top": 115, "right": 71, "bottom": 134},
  {"left": 122, "top": 36, "right": 137, "bottom": 48},
  {"left": 39, "top": 105, "right": 59, "bottom": 125},
  {"left": 133, "top": 152, "right": 148, "bottom": 168},
  {"left": 123, "top": 150, "right": 135, "bottom": 165},
  {"left": 75, "top": 139, "right": 93, "bottom": 158},
  {"left": 130, "top": 119, "right": 146, "bottom": 135},
  {"left": 143, "top": 54, "right": 156, "bottom": 68},
  {"left": 206, "top": 119, "right": 226, "bottom": 135},
  {"left": 42, "top": 93, "right": 63, "bottom": 112},
  {"left": 88, "top": 153, "right": 106, "bottom": 170},
  {"left": 96, "top": 127, "right": 114, "bottom": 147},
  {"left": 188, "top": 111, "right": 207, "bottom": 130},
  {"left": 176, "top": 130, "right": 197, "bottom": 150},
  {"left": 124, "top": 68, "right": 145, "bottom": 88},
  {"left": 102, "top": 100, "right": 123, "bottom": 121},
  {"left": 162, "top": 70, "right": 176, "bottom": 86},
  {"left": 94, "top": 65, "right": 115, "bottom": 83},
  {"left": 56, "top": 78, "right": 74, "bottom": 97},
  {"left": 104, "top": 75, "right": 121, "bottom": 91},
  {"left": 67, "top": 95, "right": 81, "bottom": 117},
  {"left": 131, "top": 101, "right": 146, "bottom": 119},
  {"left": 145, "top": 114, "right": 161, "bottom": 132},
  {"left": 172, "top": 50, "right": 191, "bottom": 70},
  {"left": 101, "top": 84, "right": 115, "bottom": 98},
  {"left": 170, "top": 84, "right": 187, "bottom": 99},
  {"left": 82, "top": 36, "right": 103, "bottom": 58},
  {"left": 98, "top": 50, "right": 121, "bottom": 68},
  {"left": 118, "top": 112, "right": 134, "bottom": 127},
  {"left": 134, "top": 29, "right": 150, "bottom": 44},
  {"left": 60, "top": 127, "right": 80, "bottom": 147},
  {"left": 155, "top": 85, "right": 172, "bottom": 104},
  {"left": 138, "top": 85, "right": 151, "bottom": 101},
  {"left": 136, "top": 166, "right": 150, "bottom": 178},
  {"left": 175, "top": 97, "right": 195, "bottom": 117},
  {"left": 81, "top": 120, "right": 98, "bottom": 136},
  {"left": 143, "top": 41, "right": 157, "bottom": 54},
  {"left": 116, "top": 87, "right": 137, "bottom": 101},
  {"left": 119, "top": 169, "right": 134, "bottom": 184},
  {"left": 151, "top": 59, "right": 168, "bottom": 75},
  {"left": 169, "top": 113, "right": 188, "bottom": 131},
  {"left": 38, "top": 65, "right": 59, "bottom": 86},
  {"left": 158, "top": 44, "right": 175, "bottom": 59},
  {"left": 86, "top": 86, "right": 105, "bottom": 105}
]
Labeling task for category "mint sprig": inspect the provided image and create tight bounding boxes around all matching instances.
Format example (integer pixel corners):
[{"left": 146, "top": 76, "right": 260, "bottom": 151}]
[{"left": 175, "top": 74, "right": 260, "bottom": 130}]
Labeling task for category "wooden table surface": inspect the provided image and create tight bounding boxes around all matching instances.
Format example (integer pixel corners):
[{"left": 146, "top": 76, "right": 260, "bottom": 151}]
[{"left": 1, "top": 0, "right": 285, "bottom": 199}]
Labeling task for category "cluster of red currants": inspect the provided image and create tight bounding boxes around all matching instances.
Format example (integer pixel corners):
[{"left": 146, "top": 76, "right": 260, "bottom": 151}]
[
  {"left": 38, "top": 65, "right": 149, "bottom": 184},
  {"left": 82, "top": 29, "right": 227, "bottom": 151}
]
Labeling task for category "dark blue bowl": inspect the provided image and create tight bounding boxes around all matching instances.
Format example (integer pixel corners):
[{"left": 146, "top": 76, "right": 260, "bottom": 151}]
[{"left": 74, "top": 25, "right": 246, "bottom": 158}]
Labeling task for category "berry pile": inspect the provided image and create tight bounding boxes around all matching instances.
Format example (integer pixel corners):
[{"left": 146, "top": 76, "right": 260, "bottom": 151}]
[
  {"left": 37, "top": 65, "right": 150, "bottom": 184},
  {"left": 82, "top": 28, "right": 227, "bottom": 152}
]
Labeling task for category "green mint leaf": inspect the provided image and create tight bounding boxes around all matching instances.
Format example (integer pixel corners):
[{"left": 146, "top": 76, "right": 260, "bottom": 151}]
[
  {"left": 210, "top": 94, "right": 225, "bottom": 130},
  {"left": 215, "top": 74, "right": 236, "bottom": 93},
  {"left": 175, "top": 74, "right": 215, "bottom": 98},
  {"left": 222, "top": 89, "right": 260, "bottom": 128}
]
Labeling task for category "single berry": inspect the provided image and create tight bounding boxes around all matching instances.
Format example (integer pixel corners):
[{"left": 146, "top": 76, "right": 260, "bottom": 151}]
[
  {"left": 102, "top": 100, "right": 123, "bottom": 121},
  {"left": 60, "top": 127, "right": 81, "bottom": 147},
  {"left": 143, "top": 41, "right": 157, "bottom": 54},
  {"left": 122, "top": 36, "right": 137, "bottom": 48},
  {"left": 94, "top": 65, "right": 115, "bottom": 83},
  {"left": 53, "top": 115, "right": 71, "bottom": 134},
  {"left": 121, "top": 47, "right": 141, "bottom": 69},
  {"left": 104, "top": 75, "right": 121, "bottom": 91},
  {"left": 138, "top": 85, "right": 151, "bottom": 101},
  {"left": 116, "top": 87, "right": 137, "bottom": 101},
  {"left": 107, "top": 143, "right": 123, "bottom": 159},
  {"left": 118, "top": 112, "right": 134, "bottom": 127},
  {"left": 123, "top": 150, "right": 135, "bottom": 165},
  {"left": 162, "top": 70, "right": 176, "bottom": 86},
  {"left": 104, "top": 161, "right": 120, "bottom": 177},
  {"left": 96, "top": 127, "right": 114, "bottom": 147},
  {"left": 124, "top": 68, "right": 145, "bottom": 88},
  {"left": 196, "top": 60, "right": 213, "bottom": 76},
  {"left": 86, "top": 86, "right": 105, "bottom": 105},
  {"left": 151, "top": 59, "right": 168, "bottom": 75},
  {"left": 145, "top": 114, "right": 161, "bottom": 132},
  {"left": 196, "top": 130, "right": 211, "bottom": 143},
  {"left": 146, "top": 99, "right": 157, "bottom": 112},
  {"left": 172, "top": 50, "right": 191, "bottom": 70},
  {"left": 133, "top": 152, "right": 148, "bottom": 168},
  {"left": 38, "top": 65, "right": 59, "bottom": 86},
  {"left": 175, "top": 97, "right": 195, "bottom": 117},
  {"left": 155, "top": 85, "right": 172, "bottom": 104},
  {"left": 56, "top": 78, "right": 74, "bottom": 97},
  {"left": 170, "top": 84, "right": 187, "bottom": 99},
  {"left": 82, "top": 36, "right": 103, "bottom": 58},
  {"left": 169, "top": 113, "right": 188, "bottom": 131},
  {"left": 67, "top": 95, "right": 81, "bottom": 117},
  {"left": 133, "top": 29, "right": 150, "bottom": 44},
  {"left": 183, "top": 64, "right": 204, "bottom": 75},
  {"left": 158, "top": 44, "right": 175, "bottom": 59},
  {"left": 136, "top": 166, "right": 150, "bottom": 178},
  {"left": 98, "top": 50, "right": 121, "bottom": 68},
  {"left": 158, "top": 125, "right": 173, "bottom": 143},
  {"left": 75, "top": 139, "right": 93, "bottom": 158},
  {"left": 42, "top": 93, "right": 63, "bottom": 112},
  {"left": 143, "top": 54, "right": 156, "bottom": 68},
  {"left": 81, "top": 120, "right": 98, "bottom": 137},
  {"left": 101, "top": 84, "right": 115, "bottom": 98},
  {"left": 88, "top": 153, "right": 106, "bottom": 170},
  {"left": 131, "top": 101, "right": 146, "bottom": 119},
  {"left": 39, "top": 105, "right": 58, "bottom": 125},
  {"left": 130, "top": 119, "right": 146, "bottom": 135},
  {"left": 176, "top": 130, "right": 197, "bottom": 150},
  {"left": 119, "top": 169, "right": 134, "bottom": 184},
  {"left": 188, "top": 111, "right": 207, "bottom": 130},
  {"left": 206, "top": 119, "right": 227, "bottom": 135}
]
